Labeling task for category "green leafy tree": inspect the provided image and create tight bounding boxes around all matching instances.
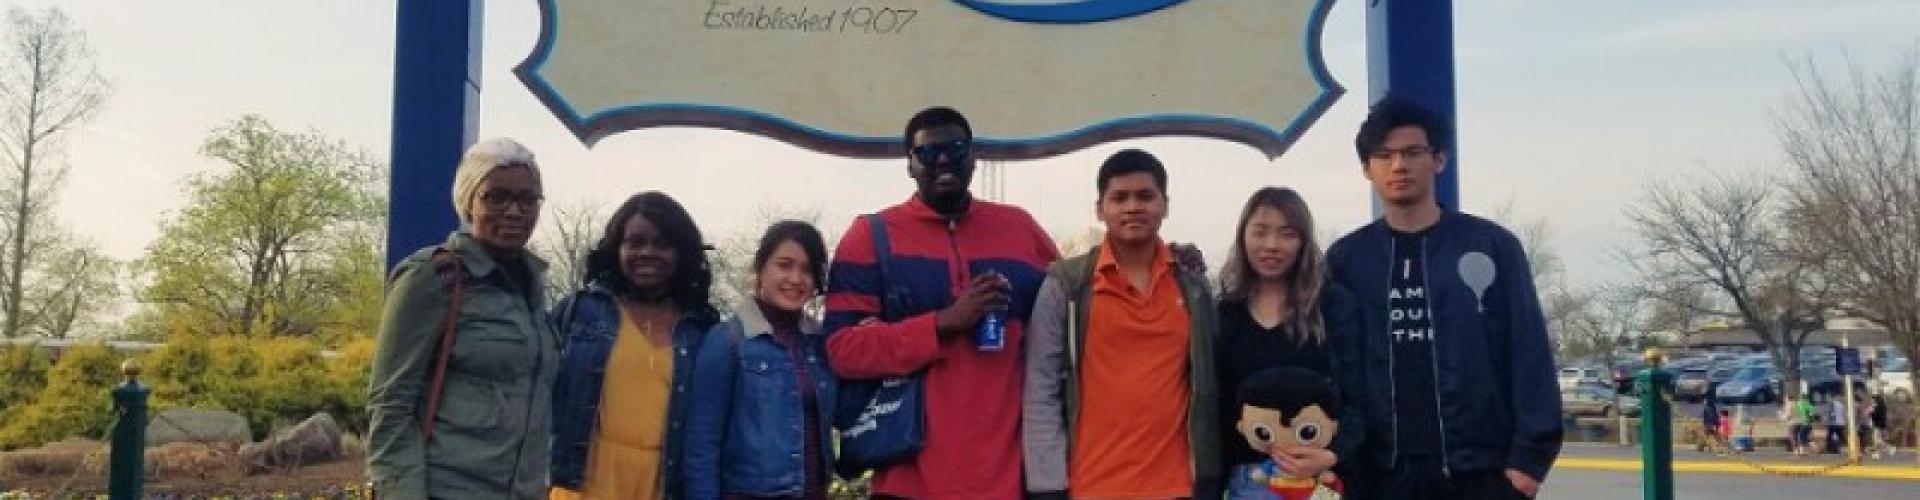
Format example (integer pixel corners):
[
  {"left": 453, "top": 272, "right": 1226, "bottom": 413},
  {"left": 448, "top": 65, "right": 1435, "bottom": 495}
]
[
  {"left": 0, "top": 342, "right": 49, "bottom": 415},
  {"left": 142, "top": 332, "right": 362, "bottom": 440},
  {"left": 137, "top": 115, "right": 384, "bottom": 340},
  {"left": 0, "top": 342, "right": 119, "bottom": 449}
]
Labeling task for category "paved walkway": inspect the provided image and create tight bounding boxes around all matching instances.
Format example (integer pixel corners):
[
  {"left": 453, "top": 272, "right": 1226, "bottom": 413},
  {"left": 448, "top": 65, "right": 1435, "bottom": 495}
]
[{"left": 1557, "top": 442, "right": 1920, "bottom": 481}]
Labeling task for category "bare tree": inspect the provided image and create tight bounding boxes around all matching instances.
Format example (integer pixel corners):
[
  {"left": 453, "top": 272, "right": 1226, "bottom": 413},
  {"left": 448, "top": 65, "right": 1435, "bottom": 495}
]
[
  {"left": 533, "top": 200, "right": 606, "bottom": 303},
  {"left": 0, "top": 7, "right": 108, "bottom": 338},
  {"left": 1482, "top": 197, "right": 1563, "bottom": 285},
  {"left": 1544, "top": 285, "right": 1598, "bottom": 363},
  {"left": 1557, "top": 283, "right": 1650, "bottom": 370},
  {"left": 21, "top": 232, "right": 117, "bottom": 338},
  {"left": 1775, "top": 49, "right": 1920, "bottom": 453},
  {"left": 1775, "top": 49, "right": 1920, "bottom": 405},
  {"left": 1640, "top": 281, "right": 1713, "bottom": 348},
  {"left": 1625, "top": 175, "right": 1835, "bottom": 399}
]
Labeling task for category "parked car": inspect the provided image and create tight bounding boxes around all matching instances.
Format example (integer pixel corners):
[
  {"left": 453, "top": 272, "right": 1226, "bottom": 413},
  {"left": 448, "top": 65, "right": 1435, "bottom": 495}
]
[
  {"left": 1716, "top": 366, "right": 1782, "bottom": 404},
  {"left": 1562, "top": 385, "right": 1621, "bottom": 418},
  {"left": 1611, "top": 358, "right": 1647, "bottom": 394},
  {"left": 1674, "top": 368, "right": 1714, "bottom": 402},
  {"left": 1802, "top": 360, "right": 1870, "bottom": 397},
  {"left": 1876, "top": 356, "right": 1912, "bottom": 401},
  {"left": 1617, "top": 391, "right": 1642, "bottom": 417},
  {"left": 1560, "top": 366, "right": 1604, "bottom": 390}
]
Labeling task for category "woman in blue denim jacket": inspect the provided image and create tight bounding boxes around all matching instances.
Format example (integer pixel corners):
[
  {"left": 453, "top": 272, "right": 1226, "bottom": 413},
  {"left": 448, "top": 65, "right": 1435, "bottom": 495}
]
[
  {"left": 550, "top": 192, "right": 719, "bottom": 499},
  {"left": 684, "top": 221, "right": 838, "bottom": 500}
]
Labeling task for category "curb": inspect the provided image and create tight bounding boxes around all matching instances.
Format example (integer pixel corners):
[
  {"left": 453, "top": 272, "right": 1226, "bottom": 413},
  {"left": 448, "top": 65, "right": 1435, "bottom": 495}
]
[{"left": 1557, "top": 457, "right": 1920, "bottom": 481}]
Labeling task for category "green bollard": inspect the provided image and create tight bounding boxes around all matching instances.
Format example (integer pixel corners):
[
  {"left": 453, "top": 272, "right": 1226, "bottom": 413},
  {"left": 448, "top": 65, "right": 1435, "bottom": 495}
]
[
  {"left": 109, "top": 360, "right": 147, "bottom": 500},
  {"left": 1637, "top": 349, "right": 1674, "bottom": 500}
]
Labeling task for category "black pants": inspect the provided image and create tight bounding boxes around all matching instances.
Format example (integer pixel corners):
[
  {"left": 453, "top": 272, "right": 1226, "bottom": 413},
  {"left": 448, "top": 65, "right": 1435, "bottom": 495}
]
[{"left": 1347, "top": 457, "right": 1532, "bottom": 500}]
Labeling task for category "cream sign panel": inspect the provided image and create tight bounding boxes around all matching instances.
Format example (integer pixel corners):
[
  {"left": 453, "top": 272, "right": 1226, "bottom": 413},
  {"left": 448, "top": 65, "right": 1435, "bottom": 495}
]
[{"left": 515, "top": 0, "right": 1340, "bottom": 159}]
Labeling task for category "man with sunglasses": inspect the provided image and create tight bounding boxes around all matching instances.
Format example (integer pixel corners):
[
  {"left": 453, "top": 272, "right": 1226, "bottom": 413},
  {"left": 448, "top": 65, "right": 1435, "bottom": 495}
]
[
  {"left": 823, "top": 107, "right": 1058, "bottom": 499},
  {"left": 1326, "top": 98, "right": 1561, "bottom": 500}
]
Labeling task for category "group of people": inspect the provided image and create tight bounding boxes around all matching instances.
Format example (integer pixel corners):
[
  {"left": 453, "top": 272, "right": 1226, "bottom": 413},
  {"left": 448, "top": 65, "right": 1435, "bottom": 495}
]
[
  {"left": 1785, "top": 392, "right": 1896, "bottom": 457},
  {"left": 364, "top": 98, "right": 1563, "bottom": 500},
  {"left": 1701, "top": 388, "right": 1900, "bottom": 459}
]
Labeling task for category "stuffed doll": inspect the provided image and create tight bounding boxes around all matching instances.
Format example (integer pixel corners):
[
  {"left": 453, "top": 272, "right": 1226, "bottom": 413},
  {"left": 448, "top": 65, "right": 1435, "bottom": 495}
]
[{"left": 1237, "top": 367, "right": 1344, "bottom": 500}]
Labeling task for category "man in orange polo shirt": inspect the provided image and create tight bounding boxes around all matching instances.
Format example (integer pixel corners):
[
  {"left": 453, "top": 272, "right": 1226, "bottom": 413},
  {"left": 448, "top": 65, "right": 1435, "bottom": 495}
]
[{"left": 1024, "top": 149, "right": 1223, "bottom": 500}]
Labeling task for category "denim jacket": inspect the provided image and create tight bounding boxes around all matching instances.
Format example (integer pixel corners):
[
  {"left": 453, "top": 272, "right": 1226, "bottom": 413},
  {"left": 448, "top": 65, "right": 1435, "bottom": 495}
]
[
  {"left": 548, "top": 283, "right": 720, "bottom": 497},
  {"left": 682, "top": 299, "right": 838, "bottom": 500}
]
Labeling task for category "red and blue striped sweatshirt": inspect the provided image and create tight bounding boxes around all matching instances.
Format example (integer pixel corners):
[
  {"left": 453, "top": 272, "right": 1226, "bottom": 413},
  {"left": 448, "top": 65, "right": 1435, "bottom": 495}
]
[{"left": 824, "top": 194, "right": 1058, "bottom": 500}]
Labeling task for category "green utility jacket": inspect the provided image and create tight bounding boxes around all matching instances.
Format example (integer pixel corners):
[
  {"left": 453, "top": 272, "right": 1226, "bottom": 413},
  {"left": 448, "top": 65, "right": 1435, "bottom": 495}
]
[{"left": 366, "top": 231, "right": 559, "bottom": 500}]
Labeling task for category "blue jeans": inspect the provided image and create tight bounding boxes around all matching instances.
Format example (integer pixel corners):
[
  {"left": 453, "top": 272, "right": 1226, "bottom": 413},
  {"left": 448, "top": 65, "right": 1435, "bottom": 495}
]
[{"left": 1227, "top": 463, "right": 1282, "bottom": 500}]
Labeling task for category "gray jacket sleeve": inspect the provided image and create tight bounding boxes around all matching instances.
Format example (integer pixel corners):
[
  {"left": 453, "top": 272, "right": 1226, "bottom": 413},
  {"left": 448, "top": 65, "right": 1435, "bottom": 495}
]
[{"left": 1022, "top": 276, "right": 1071, "bottom": 493}]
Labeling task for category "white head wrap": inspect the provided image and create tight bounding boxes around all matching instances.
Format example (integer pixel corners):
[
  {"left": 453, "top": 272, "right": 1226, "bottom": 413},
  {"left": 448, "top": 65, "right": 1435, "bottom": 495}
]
[{"left": 451, "top": 138, "right": 541, "bottom": 223}]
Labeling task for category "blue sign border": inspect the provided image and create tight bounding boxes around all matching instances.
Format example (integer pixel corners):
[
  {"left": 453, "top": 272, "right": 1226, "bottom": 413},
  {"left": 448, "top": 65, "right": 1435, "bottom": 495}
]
[
  {"left": 512, "top": 0, "right": 1343, "bottom": 159},
  {"left": 950, "top": 0, "right": 1187, "bottom": 24}
]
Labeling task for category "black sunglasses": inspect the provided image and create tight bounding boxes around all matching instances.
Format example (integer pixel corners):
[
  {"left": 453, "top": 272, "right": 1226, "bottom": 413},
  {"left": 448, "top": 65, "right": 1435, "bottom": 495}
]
[{"left": 911, "top": 140, "right": 971, "bottom": 165}]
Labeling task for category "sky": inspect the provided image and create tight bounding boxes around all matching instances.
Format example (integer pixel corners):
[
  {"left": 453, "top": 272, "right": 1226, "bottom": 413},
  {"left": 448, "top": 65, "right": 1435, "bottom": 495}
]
[{"left": 10, "top": 0, "right": 1920, "bottom": 300}]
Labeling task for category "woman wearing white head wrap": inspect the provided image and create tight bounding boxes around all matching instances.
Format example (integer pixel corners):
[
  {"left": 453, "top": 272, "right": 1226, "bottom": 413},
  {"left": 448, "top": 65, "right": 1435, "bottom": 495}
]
[
  {"left": 368, "top": 138, "right": 560, "bottom": 500},
  {"left": 451, "top": 137, "right": 544, "bottom": 244}
]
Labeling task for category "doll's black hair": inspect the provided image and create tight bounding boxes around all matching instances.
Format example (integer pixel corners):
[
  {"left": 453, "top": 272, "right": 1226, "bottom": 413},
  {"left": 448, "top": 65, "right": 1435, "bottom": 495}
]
[{"left": 1239, "top": 367, "right": 1343, "bottom": 427}]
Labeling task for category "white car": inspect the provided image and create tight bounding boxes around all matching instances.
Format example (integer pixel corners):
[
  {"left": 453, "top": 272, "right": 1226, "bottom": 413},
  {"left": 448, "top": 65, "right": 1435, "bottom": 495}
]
[
  {"left": 1560, "top": 366, "right": 1604, "bottom": 390},
  {"left": 1877, "top": 357, "right": 1912, "bottom": 401}
]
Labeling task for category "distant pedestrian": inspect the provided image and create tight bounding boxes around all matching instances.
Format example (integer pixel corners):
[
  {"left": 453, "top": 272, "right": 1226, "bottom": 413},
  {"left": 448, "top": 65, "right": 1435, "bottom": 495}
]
[
  {"left": 1716, "top": 409, "right": 1733, "bottom": 450},
  {"left": 1825, "top": 396, "right": 1847, "bottom": 454},
  {"left": 1868, "top": 394, "right": 1891, "bottom": 458},
  {"left": 1701, "top": 397, "right": 1722, "bottom": 450},
  {"left": 1790, "top": 394, "right": 1816, "bottom": 455}
]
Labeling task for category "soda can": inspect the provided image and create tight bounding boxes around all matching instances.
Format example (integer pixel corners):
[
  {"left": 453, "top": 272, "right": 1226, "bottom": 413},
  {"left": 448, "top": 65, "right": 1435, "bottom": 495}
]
[{"left": 976, "top": 309, "right": 1006, "bottom": 351}]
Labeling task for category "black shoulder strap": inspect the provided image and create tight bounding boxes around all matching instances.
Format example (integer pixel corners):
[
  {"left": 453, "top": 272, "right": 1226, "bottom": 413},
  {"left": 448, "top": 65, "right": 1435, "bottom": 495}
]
[{"left": 865, "top": 214, "right": 913, "bottom": 322}]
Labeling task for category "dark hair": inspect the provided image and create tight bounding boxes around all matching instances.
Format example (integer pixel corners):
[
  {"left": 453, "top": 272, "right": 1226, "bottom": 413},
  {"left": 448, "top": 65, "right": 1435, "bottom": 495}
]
[
  {"left": 903, "top": 107, "right": 972, "bottom": 152},
  {"left": 751, "top": 220, "right": 829, "bottom": 294},
  {"left": 583, "top": 191, "right": 715, "bottom": 317},
  {"left": 1354, "top": 97, "right": 1450, "bottom": 163},
  {"left": 1219, "top": 187, "right": 1327, "bottom": 345},
  {"left": 1238, "top": 366, "right": 1342, "bottom": 427},
  {"left": 1095, "top": 149, "right": 1168, "bottom": 194}
]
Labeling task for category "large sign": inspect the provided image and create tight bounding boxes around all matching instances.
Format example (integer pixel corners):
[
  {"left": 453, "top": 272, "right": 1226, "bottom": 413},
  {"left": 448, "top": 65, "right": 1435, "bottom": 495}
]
[{"left": 514, "top": 0, "right": 1340, "bottom": 159}]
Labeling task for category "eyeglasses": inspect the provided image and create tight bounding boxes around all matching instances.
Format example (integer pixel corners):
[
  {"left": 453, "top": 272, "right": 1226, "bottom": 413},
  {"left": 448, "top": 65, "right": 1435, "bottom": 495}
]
[
  {"left": 479, "top": 190, "right": 544, "bottom": 211},
  {"left": 1367, "top": 145, "right": 1436, "bottom": 163},
  {"left": 911, "top": 140, "right": 971, "bottom": 165}
]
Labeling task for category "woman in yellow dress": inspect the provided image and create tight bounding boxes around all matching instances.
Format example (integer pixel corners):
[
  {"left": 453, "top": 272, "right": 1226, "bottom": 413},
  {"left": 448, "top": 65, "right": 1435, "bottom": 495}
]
[{"left": 549, "top": 191, "right": 718, "bottom": 499}]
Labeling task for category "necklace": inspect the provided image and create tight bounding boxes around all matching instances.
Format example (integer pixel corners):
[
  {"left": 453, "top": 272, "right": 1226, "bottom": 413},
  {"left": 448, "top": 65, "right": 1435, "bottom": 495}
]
[{"left": 618, "top": 298, "right": 676, "bottom": 372}]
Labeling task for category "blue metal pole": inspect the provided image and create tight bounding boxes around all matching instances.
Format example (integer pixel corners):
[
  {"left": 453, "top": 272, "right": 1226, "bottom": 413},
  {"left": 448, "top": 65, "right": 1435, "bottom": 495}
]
[
  {"left": 1365, "top": 0, "right": 1459, "bottom": 210},
  {"left": 388, "top": 0, "right": 483, "bottom": 270}
]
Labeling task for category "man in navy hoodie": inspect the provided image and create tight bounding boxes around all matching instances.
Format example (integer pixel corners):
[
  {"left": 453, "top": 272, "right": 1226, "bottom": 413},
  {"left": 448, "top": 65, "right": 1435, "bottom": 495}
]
[{"left": 1326, "top": 98, "right": 1561, "bottom": 499}]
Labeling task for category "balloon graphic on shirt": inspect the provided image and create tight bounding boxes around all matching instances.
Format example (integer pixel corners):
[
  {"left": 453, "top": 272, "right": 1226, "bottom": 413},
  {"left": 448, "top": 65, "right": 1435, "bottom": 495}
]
[{"left": 1458, "top": 252, "right": 1496, "bottom": 313}]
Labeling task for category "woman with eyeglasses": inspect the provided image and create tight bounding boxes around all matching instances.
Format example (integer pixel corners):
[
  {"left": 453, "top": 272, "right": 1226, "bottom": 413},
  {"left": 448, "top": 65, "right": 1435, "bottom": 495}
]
[
  {"left": 549, "top": 191, "right": 721, "bottom": 500},
  {"left": 684, "top": 221, "right": 838, "bottom": 500},
  {"left": 367, "top": 138, "right": 560, "bottom": 500}
]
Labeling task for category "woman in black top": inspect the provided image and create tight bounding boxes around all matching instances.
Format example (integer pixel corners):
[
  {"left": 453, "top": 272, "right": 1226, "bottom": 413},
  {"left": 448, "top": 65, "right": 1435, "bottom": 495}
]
[{"left": 1215, "top": 187, "right": 1363, "bottom": 500}]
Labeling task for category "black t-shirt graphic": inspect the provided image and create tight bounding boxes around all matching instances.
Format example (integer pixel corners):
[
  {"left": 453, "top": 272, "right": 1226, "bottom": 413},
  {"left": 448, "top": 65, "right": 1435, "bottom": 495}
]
[{"left": 1389, "top": 229, "right": 1442, "bottom": 457}]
